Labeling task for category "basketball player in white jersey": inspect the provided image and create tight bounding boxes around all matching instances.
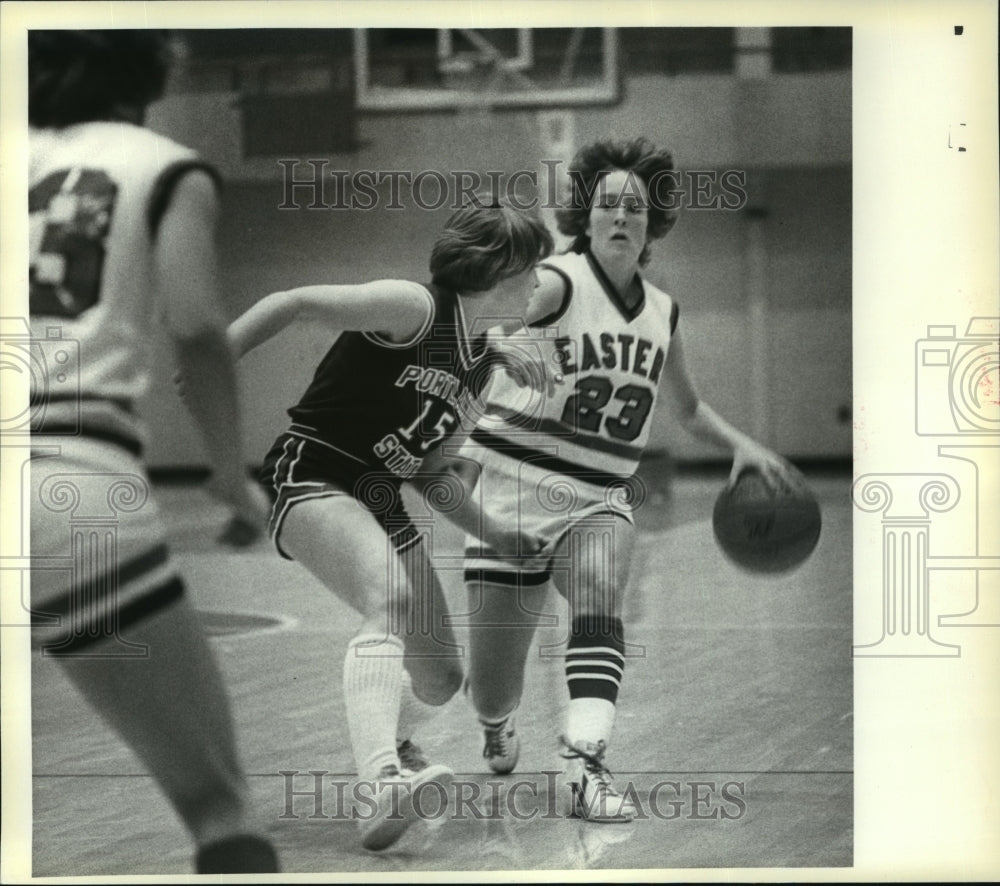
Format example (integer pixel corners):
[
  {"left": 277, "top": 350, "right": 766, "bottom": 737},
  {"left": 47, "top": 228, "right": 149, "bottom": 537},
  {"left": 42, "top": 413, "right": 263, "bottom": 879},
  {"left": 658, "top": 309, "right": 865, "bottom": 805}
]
[
  {"left": 460, "top": 138, "right": 800, "bottom": 821},
  {"left": 228, "top": 201, "right": 552, "bottom": 850},
  {"left": 27, "top": 31, "right": 278, "bottom": 872}
]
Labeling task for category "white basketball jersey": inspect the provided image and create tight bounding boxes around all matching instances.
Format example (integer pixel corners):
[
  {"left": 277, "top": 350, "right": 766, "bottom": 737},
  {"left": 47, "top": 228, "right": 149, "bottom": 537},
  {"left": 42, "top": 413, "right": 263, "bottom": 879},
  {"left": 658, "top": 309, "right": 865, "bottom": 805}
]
[
  {"left": 28, "top": 122, "right": 215, "bottom": 448},
  {"left": 467, "top": 250, "right": 678, "bottom": 490}
]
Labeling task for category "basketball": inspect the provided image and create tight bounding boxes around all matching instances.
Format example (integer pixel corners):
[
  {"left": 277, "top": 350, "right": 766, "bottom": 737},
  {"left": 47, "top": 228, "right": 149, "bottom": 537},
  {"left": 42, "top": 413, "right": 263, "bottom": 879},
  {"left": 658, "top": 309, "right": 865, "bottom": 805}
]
[{"left": 712, "top": 469, "right": 821, "bottom": 574}]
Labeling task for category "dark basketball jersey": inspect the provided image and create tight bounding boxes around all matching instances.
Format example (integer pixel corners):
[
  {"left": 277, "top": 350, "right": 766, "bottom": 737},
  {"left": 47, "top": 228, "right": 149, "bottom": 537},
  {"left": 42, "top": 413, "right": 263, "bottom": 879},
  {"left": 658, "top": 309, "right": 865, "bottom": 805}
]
[{"left": 287, "top": 283, "right": 493, "bottom": 480}]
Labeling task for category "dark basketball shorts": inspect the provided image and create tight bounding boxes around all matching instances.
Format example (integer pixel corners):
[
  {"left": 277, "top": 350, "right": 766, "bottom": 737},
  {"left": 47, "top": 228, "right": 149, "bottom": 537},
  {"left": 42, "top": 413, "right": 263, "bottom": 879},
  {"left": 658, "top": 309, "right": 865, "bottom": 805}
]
[{"left": 261, "top": 426, "right": 420, "bottom": 559}]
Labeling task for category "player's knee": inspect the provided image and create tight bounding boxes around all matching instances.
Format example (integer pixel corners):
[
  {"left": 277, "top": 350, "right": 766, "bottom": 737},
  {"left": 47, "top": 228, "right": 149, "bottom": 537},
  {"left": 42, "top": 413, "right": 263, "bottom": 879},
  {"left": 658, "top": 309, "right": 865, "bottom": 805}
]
[
  {"left": 412, "top": 661, "right": 463, "bottom": 706},
  {"left": 438, "top": 660, "right": 465, "bottom": 700}
]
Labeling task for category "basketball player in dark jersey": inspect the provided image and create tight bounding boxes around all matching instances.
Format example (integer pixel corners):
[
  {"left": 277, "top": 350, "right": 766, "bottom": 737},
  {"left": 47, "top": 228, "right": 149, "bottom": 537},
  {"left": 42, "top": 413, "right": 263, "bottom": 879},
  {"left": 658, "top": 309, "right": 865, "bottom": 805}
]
[
  {"left": 228, "top": 201, "right": 553, "bottom": 850},
  {"left": 26, "top": 31, "right": 278, "bottom": 873}
]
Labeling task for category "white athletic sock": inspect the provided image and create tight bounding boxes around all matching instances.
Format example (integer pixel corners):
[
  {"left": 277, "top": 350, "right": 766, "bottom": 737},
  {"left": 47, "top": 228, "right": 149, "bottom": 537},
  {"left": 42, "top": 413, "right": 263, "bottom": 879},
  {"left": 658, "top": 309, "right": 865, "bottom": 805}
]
[
  {"left": 566, "top": 697, "right": 616, "bottom": 749},
  {"left": 396, "top": 669, "right": 438, "bottom": 742},
  {"left": 342, "top": 633, "right": 404, "bottom": 781}
]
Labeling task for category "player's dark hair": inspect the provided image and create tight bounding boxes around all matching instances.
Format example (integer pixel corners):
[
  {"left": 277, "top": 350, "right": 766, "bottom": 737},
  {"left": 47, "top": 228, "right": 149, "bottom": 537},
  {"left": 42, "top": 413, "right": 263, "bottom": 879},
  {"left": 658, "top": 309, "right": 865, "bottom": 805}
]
[
  {"left": 430, "top": 200, "right": 554, "bottom": 292},
  {"left": 555, "top": 137, "right": 678, "bottom": 266},
  {"left": 28, "top": 29, "right": 174, "bottom": 128}
]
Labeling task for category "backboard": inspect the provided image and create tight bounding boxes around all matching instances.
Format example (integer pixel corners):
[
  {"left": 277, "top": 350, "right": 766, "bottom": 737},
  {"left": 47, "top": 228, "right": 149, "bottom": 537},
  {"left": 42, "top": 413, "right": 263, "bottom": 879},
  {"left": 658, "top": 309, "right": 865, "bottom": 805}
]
[{"left": 353, "top": 28, "right": 620, "bottom": 112}]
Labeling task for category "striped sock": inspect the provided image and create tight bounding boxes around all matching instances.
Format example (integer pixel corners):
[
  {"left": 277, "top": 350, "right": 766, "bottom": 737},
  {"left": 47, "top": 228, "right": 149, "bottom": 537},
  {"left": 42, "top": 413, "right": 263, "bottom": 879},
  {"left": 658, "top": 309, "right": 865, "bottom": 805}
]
[
  {"left": 342, "top": 633, "right": 404, "bottom": 781},
  {"left": 564, "top": 615, "right": 625, "bottom": 747}
]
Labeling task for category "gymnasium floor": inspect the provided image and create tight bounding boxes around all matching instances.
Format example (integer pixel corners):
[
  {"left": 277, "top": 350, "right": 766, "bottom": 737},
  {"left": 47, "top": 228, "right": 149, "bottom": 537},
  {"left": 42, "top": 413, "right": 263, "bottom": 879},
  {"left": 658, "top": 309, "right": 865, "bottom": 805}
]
[{"left": 30, "top": 463, "right": 852, "bottom": 876}]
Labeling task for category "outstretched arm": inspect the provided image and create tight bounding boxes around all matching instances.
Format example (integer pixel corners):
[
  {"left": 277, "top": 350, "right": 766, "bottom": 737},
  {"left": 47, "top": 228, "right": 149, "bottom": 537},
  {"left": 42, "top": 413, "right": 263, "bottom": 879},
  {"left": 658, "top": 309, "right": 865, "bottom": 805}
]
[
  {"left": 228, "top": 279, "right": 433, "bottom": 358},
  {"left": 661, "top": 329, "right": 803, "bottom": 491},
  {"left": 154, "top": 169, "right": 267, "bottom": 538}
]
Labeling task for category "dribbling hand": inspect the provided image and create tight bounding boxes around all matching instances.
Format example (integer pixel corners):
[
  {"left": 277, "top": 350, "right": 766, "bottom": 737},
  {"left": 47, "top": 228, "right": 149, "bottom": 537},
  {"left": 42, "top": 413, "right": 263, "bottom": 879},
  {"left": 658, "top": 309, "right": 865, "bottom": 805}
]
[{"left": 729, "top": 442, "right": 805, "bottom": 495}]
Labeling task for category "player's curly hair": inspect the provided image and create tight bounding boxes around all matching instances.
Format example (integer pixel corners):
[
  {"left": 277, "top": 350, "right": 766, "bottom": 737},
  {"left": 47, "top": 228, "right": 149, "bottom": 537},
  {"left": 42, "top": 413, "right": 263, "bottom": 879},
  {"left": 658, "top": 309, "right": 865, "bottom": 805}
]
[
  {"left": 29, "top": 29, "right": 174, "bottom": 128},
  {"left": 555, "top": 137, "right": 678, "bottom": 266},
  {"left": 430, "top": 199, "right": 554, "bottom": 292}
]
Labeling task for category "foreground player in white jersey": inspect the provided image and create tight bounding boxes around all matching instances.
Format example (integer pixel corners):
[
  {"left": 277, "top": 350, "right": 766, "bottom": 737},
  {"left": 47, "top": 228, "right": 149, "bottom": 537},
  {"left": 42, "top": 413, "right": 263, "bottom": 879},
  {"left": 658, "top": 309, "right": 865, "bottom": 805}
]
[
  {"left": 460, "top": 138, "right": 800, "bottom": 821},
  {"left": 27, "top": 31, "right": 278, "bottom": 872},
  {"left": 229, "top": 201, "right": 552, "bottom": 850}
]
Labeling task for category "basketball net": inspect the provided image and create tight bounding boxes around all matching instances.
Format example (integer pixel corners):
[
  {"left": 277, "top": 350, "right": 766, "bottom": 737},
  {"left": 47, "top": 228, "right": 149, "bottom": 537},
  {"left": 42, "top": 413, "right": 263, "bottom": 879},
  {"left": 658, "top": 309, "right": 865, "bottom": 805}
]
[
  {"left": 537, "top": 108, "right": 576, "bottom": 250},
  {"left": 439, "top": 55, "right": 507, "bottom": 207},
  {"left": 440, "top": 52, "right": 574, "bottom": 243},
  {"left": 441, "top": 54, "right": 503, "bottom": 126}
]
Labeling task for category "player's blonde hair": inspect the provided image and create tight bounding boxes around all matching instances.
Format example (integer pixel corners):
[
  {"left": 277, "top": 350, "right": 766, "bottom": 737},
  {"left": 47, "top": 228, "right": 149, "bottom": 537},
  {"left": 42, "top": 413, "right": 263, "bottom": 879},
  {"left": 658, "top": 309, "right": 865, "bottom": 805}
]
[{"left": 430, "top": 200, "right": 553, "bottom": 292}]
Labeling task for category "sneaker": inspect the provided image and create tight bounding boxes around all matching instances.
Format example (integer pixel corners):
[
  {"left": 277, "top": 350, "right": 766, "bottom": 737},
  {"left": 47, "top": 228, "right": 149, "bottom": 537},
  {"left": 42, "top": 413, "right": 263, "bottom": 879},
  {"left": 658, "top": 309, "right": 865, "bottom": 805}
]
[
  {"left": 195, "top": 834, "right": 280, "bottom": 874},
  {"left": 195, "top": 834, "right": 280, "bottom": 873},
  {"left": 358, "top": 762, "right": 455, "bottom": 851},
  {"left": 560, "top": 736, "right": 635, "bottom": 823},
  {"left": 358, "top": 764, "right": 413, "bottom": 851},
  {"left": 481, "top": 715, "right": 520, "bottom": 775},
  {"left": 396, "top": 738, "right": 428, "bottom": 775}
]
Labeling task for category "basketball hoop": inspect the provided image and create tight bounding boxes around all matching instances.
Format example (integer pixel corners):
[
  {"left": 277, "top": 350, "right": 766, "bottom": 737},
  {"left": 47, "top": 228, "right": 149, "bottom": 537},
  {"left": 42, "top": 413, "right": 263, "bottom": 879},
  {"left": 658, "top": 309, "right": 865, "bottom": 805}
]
[
  {"left": 439, "top": 53, "right": 505, "bottom": 115},
  {"left": 354, "top": 28, "right": 619, "bottom": 112}
]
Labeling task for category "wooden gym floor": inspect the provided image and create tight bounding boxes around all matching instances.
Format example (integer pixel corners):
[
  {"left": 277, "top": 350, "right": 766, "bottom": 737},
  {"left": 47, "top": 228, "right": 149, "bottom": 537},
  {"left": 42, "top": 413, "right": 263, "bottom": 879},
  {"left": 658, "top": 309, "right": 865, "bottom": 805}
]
[{"left": 29, "top": 464, "right": 852, "bottom": 876}]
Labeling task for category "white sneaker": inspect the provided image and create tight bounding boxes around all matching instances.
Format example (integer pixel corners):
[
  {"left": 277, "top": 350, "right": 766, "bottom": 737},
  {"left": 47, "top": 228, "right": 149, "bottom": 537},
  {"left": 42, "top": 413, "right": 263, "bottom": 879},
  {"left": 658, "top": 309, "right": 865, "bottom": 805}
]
[
  {"left": 482, "top": 715, "right": 520, "bottom": 774},
  {"left": 560, "top": 737, "right": 635, "bottom": 823},
  {"left": 358, "top": 762, "right": 454, "bottom": 851}
]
